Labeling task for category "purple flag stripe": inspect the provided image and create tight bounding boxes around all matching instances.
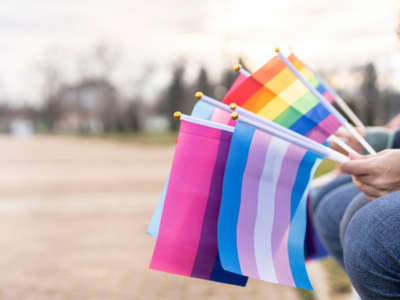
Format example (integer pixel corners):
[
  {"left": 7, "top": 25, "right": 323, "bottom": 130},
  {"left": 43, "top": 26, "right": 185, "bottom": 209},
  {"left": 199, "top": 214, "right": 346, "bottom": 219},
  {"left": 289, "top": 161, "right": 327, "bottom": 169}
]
[{"left": 191, "top": 130, "right": 233, "bottom": 279}]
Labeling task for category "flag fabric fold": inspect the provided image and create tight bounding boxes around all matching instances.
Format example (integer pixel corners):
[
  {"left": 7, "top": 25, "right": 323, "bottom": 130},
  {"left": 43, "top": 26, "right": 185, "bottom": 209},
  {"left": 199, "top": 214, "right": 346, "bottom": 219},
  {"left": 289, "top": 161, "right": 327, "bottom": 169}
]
[
  {"left": 149, "top": 119, "right": 247, "bottom": 286},
  {"left": 217, "top": 120, "right": 322, "bottom": 290}
]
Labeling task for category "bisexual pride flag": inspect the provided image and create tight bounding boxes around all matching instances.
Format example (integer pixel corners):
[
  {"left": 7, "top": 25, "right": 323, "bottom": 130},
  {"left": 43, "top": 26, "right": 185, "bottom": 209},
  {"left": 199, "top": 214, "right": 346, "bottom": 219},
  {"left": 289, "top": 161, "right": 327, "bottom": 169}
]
[
  {"left": 147, "top": 73, "right": 246, "bottom": 238},
  {"left": 149, "top": 116, "right": 247, "bottom": 286},
  {"left": 217, "top": 120, "right": 322, "bottom": 290}
]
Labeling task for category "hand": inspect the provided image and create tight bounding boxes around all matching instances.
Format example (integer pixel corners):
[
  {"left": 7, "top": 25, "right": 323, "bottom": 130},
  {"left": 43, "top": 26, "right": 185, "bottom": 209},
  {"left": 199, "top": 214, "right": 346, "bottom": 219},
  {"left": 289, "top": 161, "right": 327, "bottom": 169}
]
[
  {"left": 340, "top": 149, "right": 400, "bottom": 200},
  {"left": 329, "top": 127, "right": 364, "bottom": 155}
]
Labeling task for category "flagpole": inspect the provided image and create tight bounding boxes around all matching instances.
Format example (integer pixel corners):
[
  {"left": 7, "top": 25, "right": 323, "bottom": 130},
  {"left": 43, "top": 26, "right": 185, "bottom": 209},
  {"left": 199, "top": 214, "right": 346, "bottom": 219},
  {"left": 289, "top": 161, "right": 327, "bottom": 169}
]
[
  {"left": 328, "top": 135, "right": 359, "bottom": 155},
  {"left": 232, "top": 67, "right": 359, "bottom": 155},
  {"left": 234, "top": 64, "right": 251, "bottom": 77},
  {"left": 232, "top": 104, "right": 358, "bottom": 156},
  {"left": 196, "top": 91, "right": 357, "bottom": 155},
  {"left": 232, "top": 112, "right": 349, "bottom": 163},
  {"left": 303, "top": 62, "right": 366, "bottom": 131},
  {"left": 275, "top": 48, "right": 376, "bottom": 155},
  {"left": 173, "top": 111, "right": 234, "bottom": 133},
  {"left": 196, "top": 92, "right": 327, "bottom": 150}
]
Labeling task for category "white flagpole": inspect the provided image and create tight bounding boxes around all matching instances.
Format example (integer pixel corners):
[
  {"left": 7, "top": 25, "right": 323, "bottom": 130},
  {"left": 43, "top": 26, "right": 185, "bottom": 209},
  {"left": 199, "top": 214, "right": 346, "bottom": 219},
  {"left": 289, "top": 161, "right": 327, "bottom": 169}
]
[
  {"left": 234, "top": 64, "right": 251, "bottom": 77},
  {"left": 196, "top": 92, "right": 325, "bottom": 150},
  {"left": 275, "top": 48, "right": 376, "bottom": 155},
  {"left": 234, "top": 104, "right": 358, "bottom": 156},
  {"left": 232, "top": 66, "right": 360, "bottom": 155},
  {"left": 328, "top": 135, "right": 359, "bottom": 155},
  {"left": 196, "top": 91, "right": 357, "bottom": 155},
  {"left": 173, "top": 111, "right": 234, "bottom": 133},
  {"left": 304, "top": 63, "right": 366, "bottom": 131},
  {"left": 232, "top": 112, "right": 349, "bottom": 163}
]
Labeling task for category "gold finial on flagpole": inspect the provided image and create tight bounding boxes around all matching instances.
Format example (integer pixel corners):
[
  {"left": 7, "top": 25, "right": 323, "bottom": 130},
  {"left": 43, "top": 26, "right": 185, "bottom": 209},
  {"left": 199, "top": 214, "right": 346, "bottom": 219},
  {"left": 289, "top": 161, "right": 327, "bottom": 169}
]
[
  {"left": 274, "top": 47, "right": 280, "bottom": 53},
  {"left": 231, "top": 112, "right": 239, "bottom": 120},
  {"left": 234, "top": 64, "right": 241, "bottom": 72},
  {"left": 229, "top": 103, "right": 237, "bottom": 110},
  {"left": 195, "top": 91, "right": 203, "bottom": 100},
  {"left": 173, "top": 111, "right": 182, "bottom": 120}
]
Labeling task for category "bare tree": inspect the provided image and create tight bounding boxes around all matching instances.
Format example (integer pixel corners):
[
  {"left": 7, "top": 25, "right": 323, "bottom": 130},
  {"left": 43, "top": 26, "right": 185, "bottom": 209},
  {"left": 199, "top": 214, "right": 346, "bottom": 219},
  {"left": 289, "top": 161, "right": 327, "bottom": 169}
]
[
  {"left": 36, "top": 51, "right": 65, "bottom": 131},
  {"left": 77, "top": 43, "right": 121, "bottom": 81}
]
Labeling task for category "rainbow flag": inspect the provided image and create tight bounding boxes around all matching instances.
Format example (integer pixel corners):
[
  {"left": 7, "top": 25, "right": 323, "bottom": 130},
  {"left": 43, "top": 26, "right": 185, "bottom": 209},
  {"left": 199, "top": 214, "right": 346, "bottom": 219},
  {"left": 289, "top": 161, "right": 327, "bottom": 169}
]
[
  {"left": 146, "top": 73, "right": 246, "bottom": 238},
  {"left": 149, "top": 118, "right": 247, "bottom": 286},
  {"left": 217, "top": 120, "right": 321, "bottom": 290},
  {"left": 223, "top": 55, "right": 341, "bottom": 143},
  {"left": 288, "top": 53, "right": 335, "bottom": 104}
]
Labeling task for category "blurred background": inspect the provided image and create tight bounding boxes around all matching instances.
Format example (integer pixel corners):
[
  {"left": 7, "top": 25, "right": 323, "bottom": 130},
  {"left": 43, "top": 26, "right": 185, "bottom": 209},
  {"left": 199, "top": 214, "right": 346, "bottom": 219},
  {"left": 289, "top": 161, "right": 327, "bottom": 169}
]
[{"left": 1, "top": 0, "right": 399, "bottom": 299}]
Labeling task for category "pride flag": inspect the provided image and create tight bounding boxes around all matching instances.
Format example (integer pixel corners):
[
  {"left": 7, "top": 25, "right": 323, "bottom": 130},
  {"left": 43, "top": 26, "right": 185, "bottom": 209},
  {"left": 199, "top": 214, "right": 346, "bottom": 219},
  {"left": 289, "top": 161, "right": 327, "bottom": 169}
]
[
  {"left": 217, "top": 120, "right": 321, "bottom": 290},
  {"left": 146, "top": 73, "right": 246, "bottom": 238},
  {"left": 288, "top": 54, "right": 335, "bottom": 104},
  {"left": 223, "top": 55, "right": 341, "bottom": 143},
  {"left": 149, "top": 117, "right": 247, "bottom": 286}
]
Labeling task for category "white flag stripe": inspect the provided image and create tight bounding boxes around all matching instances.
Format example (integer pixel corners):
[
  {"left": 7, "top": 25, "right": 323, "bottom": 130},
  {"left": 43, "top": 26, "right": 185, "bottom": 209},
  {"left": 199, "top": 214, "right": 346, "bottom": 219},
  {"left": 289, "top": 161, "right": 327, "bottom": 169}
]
[{"left": 254, "top": 137, "right": 289, "bottom": 282}]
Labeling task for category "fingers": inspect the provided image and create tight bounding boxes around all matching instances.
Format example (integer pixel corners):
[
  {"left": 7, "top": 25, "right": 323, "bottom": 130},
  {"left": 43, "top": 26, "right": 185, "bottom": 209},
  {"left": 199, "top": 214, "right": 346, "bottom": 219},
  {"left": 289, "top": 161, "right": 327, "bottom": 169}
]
[
  {"left": 355, "top": 127, "right": 366, "bottom": 136},
  {"left": 329, "top": 140, "right": 347, "bottom": 156},
  {"left": 355, "top": 174, "right": 392, "bottom": 190},
  {"left": 340, "top": 154, "right": 374, "bottom": 175},
  {"left": 352, "top": 176, "right": 387, "bottom": 199}
]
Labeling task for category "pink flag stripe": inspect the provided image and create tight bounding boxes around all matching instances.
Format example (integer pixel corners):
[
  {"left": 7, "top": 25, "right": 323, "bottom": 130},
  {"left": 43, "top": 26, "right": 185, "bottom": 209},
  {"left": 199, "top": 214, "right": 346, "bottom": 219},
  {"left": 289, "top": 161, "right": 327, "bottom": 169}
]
[
  {"left": 236, "top": 130, "right": 271, "bottom": 278},
  {"left": 150, "top": 120, "right": 222, "bottom": 276},
  {"left": 323, "top": 91, "right": 335, "bottom": 103},
  {"left": 211, "top": 108, "right": 236, "bottom": 126},
  {"left": 306, "top": 114, "right": 342, "bottom": 143},
  {"left": 271, "top": 145, "right": 306, "bottom": 287}
]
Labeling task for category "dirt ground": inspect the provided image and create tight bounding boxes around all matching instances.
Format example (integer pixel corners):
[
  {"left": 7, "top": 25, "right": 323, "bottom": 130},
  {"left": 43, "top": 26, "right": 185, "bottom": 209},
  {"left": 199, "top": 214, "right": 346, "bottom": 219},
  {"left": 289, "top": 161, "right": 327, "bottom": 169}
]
[{"left": 0, "top": 135, "right": 347, "bottom": 300}]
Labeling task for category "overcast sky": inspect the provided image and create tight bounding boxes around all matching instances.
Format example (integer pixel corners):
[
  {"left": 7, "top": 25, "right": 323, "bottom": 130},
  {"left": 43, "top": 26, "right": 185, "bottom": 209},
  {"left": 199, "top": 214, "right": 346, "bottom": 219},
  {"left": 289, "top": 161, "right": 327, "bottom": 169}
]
[{"left": 1, "top": 0, "right": 399, "bottom": 105}]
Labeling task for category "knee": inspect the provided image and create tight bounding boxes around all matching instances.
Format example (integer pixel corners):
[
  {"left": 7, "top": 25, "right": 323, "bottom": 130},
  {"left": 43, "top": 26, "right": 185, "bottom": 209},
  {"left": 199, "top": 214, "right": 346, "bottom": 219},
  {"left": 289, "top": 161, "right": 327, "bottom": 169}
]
[
  {"left": 310, "top": 175, "right": 352, "bottom": 215},
  {"left": 313, "top": 183, "right": 358, "bottom": 234},
  {"left": 343, "top": 192, "right": 400, "bottom": 298}
]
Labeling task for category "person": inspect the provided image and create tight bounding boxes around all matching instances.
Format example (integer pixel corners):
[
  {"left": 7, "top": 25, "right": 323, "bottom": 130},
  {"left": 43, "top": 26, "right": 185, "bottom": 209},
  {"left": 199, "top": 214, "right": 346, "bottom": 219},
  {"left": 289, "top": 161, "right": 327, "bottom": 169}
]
[{"left": 310, "top": 125, "right": 400, "bottom": 299}]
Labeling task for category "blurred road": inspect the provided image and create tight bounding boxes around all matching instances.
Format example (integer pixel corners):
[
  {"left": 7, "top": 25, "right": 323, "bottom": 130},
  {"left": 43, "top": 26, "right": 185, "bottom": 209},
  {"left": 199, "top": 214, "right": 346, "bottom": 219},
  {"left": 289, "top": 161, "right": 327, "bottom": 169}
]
[{"left": 0, "top": 136, "right": 334, "bottom": 300}]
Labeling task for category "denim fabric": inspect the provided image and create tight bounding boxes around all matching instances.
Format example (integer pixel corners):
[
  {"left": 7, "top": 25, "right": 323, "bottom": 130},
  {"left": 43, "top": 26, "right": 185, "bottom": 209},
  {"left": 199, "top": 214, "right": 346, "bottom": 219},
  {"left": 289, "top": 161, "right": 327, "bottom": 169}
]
[
  {"left": 310, "top": 175, "right": 352, "bottom": 216},
  {"left": 344, "top": 191, "right": 400, "bottom": 299},
  {"left": 311, "top": 175, "right": 400, "bottom": 299},
  {"left": 339, "top": 193, "right": 369, "bottom": 246},
  {"left": 311, "top": 177, "right": 360, "bottom": 267}
]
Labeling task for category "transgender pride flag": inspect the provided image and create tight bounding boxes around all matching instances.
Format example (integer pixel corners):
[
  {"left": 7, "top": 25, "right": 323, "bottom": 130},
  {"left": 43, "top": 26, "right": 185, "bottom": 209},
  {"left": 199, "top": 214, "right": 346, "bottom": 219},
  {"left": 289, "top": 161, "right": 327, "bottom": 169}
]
[{"left": 218, "top": 121, "right": 322, "bottom": 290}]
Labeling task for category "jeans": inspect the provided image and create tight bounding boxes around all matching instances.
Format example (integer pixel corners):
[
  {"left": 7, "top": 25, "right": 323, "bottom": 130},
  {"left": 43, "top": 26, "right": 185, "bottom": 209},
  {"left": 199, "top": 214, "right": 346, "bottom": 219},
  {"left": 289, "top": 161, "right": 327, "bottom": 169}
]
[{"left": 310, "top": 175, "right": 400, "bottom": 299}]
